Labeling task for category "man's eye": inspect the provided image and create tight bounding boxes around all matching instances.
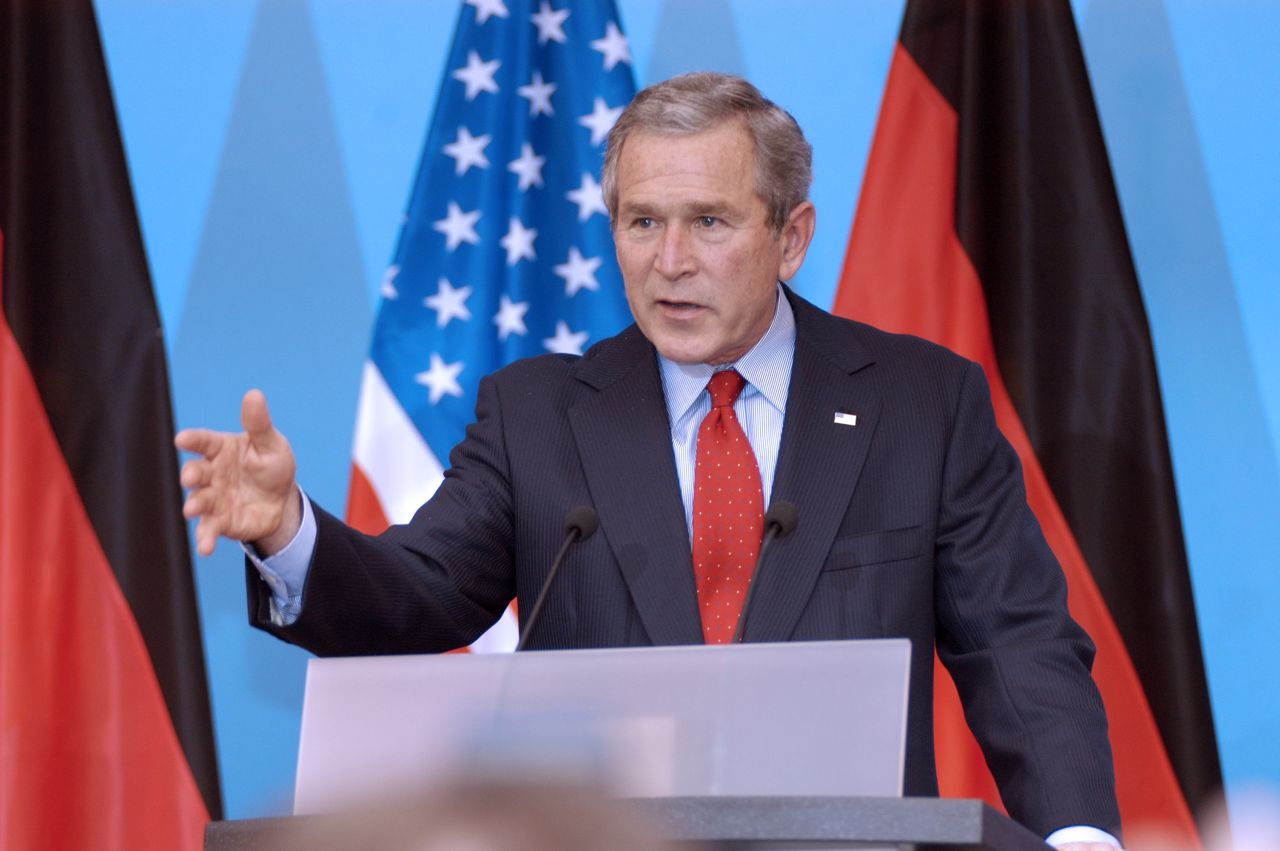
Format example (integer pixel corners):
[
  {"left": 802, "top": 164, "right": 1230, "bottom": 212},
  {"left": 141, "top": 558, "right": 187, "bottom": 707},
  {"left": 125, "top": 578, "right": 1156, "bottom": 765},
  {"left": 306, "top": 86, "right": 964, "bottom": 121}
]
[
  {"left": 697, "top": 216, "right": 718, "bottom": 228},
  {"left": 633, "top": 217, "right": 654, "bottom": 229}
]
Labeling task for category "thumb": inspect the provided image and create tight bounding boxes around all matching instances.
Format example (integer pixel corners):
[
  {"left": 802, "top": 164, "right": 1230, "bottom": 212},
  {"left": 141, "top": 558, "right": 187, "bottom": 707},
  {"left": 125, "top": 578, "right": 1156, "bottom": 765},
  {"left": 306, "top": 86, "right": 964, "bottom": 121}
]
[{"left": 241, "top": 389, "right": 276, "bottom": 444}]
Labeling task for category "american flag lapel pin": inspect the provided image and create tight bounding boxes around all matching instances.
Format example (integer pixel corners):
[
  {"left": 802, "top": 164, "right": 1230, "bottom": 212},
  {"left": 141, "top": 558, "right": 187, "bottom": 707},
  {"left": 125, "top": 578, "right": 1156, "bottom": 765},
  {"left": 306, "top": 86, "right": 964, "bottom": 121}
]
[{"left": 833, "top": 411, "right": 858, "bottom": 427}]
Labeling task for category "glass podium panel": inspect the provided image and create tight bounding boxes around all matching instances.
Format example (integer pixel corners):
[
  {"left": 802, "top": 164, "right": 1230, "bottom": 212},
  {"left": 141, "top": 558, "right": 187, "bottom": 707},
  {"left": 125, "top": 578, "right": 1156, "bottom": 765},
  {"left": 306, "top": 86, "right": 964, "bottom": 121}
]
[{"left": 293, "top": 639, "right": 911, "bottom": 815}]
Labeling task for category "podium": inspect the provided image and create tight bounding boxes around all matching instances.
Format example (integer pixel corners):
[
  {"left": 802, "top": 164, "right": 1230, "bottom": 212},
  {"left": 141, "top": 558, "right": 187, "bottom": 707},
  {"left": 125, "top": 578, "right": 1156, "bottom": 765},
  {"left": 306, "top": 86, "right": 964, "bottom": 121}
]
[{"left": 204, "top": 641, "right": 1050, "bottom": 850}]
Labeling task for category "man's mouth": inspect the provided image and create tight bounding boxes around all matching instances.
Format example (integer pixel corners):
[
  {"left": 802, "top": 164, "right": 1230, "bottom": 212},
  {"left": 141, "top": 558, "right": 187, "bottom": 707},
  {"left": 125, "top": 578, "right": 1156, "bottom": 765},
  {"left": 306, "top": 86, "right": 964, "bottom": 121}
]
[{"left": 655, "top": 299, "right": 705, "bottom": 315}]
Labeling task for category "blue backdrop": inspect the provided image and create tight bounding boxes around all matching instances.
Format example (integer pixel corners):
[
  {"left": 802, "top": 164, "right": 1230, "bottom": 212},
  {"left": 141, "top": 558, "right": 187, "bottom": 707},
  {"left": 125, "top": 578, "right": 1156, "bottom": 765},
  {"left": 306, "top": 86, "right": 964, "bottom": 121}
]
[{"left": 93, "top": 0, "right": 1279, "bottom": 819}]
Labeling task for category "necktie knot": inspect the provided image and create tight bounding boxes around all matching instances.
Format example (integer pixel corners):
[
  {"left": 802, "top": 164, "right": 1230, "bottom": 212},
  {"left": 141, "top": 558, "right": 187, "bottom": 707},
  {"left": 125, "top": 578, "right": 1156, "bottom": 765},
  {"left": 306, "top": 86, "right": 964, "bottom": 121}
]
[{"left": 707, "top": 369, "right": 746, "bottom": 409}]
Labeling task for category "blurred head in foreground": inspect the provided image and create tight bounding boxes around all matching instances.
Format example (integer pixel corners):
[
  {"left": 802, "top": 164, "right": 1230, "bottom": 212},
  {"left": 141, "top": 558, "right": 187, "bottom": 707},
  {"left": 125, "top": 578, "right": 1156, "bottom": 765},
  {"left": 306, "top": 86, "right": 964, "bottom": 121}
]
[{"left": 270, "top": 778, "right": 695, "bottom": 851}]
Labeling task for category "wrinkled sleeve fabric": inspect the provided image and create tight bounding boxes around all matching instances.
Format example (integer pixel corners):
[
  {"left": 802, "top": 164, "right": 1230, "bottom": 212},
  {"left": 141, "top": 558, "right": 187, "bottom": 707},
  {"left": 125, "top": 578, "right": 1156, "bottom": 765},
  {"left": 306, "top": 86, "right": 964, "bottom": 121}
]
[{"left": 934, "top": 361, "right": 1121, "bottom": 839}]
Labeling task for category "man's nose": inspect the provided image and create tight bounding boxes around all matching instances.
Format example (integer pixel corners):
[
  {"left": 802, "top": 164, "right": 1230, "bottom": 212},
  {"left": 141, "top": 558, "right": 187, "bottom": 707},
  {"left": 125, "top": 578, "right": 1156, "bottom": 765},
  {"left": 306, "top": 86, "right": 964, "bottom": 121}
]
[{"left": 653, "top": 225, "right": 696, "bottom": 280}]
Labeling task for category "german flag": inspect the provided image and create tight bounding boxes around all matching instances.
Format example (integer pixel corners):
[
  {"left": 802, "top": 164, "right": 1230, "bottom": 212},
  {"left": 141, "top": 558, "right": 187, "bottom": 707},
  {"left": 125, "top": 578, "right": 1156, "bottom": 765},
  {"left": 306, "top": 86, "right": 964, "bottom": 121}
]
[
  {"left": 835, "top": 0, "right": 1220, "bottom": 843},
  {"left": 1, "top": 1, "right": 221, "bottom": 848}
]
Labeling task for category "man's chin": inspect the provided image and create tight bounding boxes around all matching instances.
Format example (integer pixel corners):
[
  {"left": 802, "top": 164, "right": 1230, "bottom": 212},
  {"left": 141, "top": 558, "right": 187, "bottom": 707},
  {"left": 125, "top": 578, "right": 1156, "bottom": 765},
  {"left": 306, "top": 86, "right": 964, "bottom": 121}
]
[
  {"left": 650, "top": 337, "right": 713, "bottom": 366},
  {"left": 639, "top": 320, "right": 713, "bottom": 365}
]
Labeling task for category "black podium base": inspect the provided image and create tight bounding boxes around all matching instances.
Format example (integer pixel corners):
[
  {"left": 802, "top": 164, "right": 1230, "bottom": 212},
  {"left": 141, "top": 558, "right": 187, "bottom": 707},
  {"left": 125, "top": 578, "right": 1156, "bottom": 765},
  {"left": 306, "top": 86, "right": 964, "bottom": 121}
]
[{"left": 205, "top": 796, "right": 1050, "bottom": 850}]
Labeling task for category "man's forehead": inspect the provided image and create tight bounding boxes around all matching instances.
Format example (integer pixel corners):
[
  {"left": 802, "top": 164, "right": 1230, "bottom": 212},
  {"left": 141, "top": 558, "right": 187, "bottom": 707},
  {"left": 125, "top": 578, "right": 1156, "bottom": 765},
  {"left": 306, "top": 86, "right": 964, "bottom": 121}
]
[{"left": 616, "top": 124, "right": 756, "bottom": 190}]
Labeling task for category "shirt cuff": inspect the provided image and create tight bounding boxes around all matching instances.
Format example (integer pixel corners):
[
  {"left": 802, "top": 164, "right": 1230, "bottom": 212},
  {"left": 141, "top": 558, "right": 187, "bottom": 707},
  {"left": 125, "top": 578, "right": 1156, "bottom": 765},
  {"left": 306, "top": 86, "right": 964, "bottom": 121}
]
[
  {"left": 242, "top": 486, "right": 317, "bottom": 625},
  {"left": 1045, "top": 826, "right": 1122, "bottom": 848}
]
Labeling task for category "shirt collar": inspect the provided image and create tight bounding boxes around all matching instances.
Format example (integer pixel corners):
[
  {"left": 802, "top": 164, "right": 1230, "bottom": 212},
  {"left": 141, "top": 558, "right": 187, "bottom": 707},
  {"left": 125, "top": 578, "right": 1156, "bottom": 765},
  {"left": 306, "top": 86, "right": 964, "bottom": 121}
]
[{"left": 658, "top": 285, "right": 796, "bottom": 426}]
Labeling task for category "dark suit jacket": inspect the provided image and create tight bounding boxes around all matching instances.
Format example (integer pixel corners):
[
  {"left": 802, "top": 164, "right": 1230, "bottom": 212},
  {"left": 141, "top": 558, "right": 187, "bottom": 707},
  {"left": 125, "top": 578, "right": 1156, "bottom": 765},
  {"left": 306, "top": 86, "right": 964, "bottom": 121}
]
[{"left": 249, "top": 288, "right": 1120, "bottom": 837}]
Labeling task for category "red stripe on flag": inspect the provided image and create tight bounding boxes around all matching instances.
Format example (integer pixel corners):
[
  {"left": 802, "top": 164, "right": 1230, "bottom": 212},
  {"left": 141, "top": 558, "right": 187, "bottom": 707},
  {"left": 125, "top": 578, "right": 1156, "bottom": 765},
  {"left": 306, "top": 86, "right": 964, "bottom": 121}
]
[
  {"left": 346, "top": 462, "right": 392, "bottom": 535},
  {"left": 0, "top": 238, "right": 208, "bottom": 850},
  {"left": 836, "top": 44, "right": 1198, "bottom": 842}
]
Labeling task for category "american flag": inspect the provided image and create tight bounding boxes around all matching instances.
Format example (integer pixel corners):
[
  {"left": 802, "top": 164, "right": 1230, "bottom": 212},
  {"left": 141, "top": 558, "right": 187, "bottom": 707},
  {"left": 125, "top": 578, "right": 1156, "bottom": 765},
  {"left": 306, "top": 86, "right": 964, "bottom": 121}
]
[{"left": 345, "top": 0, "right": 637, "bottom": 651}]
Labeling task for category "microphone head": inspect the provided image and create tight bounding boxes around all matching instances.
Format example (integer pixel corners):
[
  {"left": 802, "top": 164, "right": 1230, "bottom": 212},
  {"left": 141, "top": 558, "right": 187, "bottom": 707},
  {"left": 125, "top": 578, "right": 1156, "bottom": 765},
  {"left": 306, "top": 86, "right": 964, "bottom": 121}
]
[
  {"left": 764, "top": 500, "right": 799, "bottom": 538},
  {"left": 564, "top": 505, "right": 599, "bottom": 541}
]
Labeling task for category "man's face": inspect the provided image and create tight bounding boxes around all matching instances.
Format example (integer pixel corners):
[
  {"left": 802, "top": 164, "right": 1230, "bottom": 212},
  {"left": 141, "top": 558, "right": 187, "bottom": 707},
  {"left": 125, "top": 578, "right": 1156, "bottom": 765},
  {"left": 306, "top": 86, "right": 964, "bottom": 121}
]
[{"left": 612, "top": 121, "right": 814, "bottom": 365}]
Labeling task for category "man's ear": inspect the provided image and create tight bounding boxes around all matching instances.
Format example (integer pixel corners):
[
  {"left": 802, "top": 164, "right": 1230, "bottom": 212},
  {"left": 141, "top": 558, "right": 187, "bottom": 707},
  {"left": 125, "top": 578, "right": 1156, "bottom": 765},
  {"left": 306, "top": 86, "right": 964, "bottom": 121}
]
[{"left": 778, "top": 201, "right": 816, "bottom": 282}]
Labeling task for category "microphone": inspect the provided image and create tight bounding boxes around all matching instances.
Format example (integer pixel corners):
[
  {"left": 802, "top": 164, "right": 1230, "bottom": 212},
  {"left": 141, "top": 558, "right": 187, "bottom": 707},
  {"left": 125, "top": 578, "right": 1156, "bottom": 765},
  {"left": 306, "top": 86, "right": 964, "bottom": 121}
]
[
  {"left": 732, "top": 500, "right": 799, "bottom": 644},
  {"left": 515, "top": 506, "right": 599, "bottom": 651}
]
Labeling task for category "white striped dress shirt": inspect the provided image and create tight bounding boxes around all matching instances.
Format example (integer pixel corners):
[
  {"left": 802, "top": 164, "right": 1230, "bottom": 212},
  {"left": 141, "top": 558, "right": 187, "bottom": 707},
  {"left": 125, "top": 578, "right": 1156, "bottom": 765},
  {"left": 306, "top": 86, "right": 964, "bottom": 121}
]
[{"left": 657, "top": 286, "right": 795, "bottom": 539}]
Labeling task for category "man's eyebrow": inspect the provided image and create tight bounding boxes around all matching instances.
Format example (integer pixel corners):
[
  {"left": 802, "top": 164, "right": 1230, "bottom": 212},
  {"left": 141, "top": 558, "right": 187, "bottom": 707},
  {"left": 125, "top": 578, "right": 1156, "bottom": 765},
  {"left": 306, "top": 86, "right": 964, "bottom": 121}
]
[
  {"left": 686, "top": 201, "right": 731, "bottom": 217},
  {"left": 614, "top": 197, "right": 737, "bottom": 218},
  {"left": 616, "top": 199, "right": 735, "bottom": 219},
  {"left": 617, "top": 200, "right": 657, "bottom": 217}
]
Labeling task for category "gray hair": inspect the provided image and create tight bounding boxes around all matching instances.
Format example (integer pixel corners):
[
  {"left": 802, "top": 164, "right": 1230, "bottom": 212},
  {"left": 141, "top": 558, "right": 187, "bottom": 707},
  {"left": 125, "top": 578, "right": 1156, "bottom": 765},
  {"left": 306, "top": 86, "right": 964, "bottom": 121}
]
[{"left": 601, "top": 72, "right": 813, "bottom": 234}]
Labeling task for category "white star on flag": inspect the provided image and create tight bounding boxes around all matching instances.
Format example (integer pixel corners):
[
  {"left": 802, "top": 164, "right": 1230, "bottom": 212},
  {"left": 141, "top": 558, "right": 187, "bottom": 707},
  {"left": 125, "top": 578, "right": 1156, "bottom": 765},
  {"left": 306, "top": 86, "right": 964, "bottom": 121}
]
[
  {"left": 466, "top": 0, "right": 509, "bottom": 24},
  {"left": 554, "top": 247, "right": 602, "bottom": 297},
  {"left": 579, "top": 97, "right": 623, "bottom": 146},
  {"left": 493, "top": 294, "right": 530, "bottom": 340},
  {"left": 423, "top": 277, "right": 473, "bottom": 327},
  {"left": 530, "top": 1, "right": 570, "bottom": 45},
  {"left": 517, "top": 70, "right": 557, "bottom": 117},
  {"left": 543, "top": 320, "right": 589, "bottom": 355},
  {"left": 453, "top": 51, "right": 501, "bottom": 100},
  {"left": 416, "top": 353, "right": 465, "bottom": 404},
  {"left": 508, "top": 143, "right": 546, "bottom": 191},
  {"left": 380, "top": 264, "right": 400, "bottom": 299},
  {"left": 590, "top": 22, "right": 631, "bottom": 71},
  {"left": 499, "top": 217, "right": 538, "bottom": 265},
  {"left": 433, "top": 201, "right": 482, "bottom": 251},
  {"left": 442, "top": 126, "right": 491, "bottom": 175},
  {"left": 566, "top": 172, "right": 607, "bottom": 221}
]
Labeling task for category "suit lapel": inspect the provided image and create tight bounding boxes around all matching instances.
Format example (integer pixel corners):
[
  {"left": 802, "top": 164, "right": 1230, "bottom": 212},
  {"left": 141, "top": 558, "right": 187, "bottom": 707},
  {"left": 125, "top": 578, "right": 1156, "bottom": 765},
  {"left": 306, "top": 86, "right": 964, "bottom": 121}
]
[
  {"left": 743, "top": 293, "right": 882, "bottom": 642},
  {"left": 568, "top": 327, "right": 704, "bottom": 646}
]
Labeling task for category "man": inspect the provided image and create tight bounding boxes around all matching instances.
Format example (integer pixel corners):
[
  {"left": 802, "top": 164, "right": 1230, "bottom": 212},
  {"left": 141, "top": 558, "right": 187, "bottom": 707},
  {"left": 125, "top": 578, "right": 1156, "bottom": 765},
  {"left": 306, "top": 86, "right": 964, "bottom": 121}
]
[{"left": 177, "top": 73, "right": 1121, "bottom": 848}]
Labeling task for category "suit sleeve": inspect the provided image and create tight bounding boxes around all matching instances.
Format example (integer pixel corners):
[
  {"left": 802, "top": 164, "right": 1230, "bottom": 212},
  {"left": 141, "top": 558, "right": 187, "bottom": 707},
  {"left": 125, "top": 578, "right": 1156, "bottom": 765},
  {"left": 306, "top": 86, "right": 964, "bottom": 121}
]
[
  {"left": 246, "top": 374, "right": 517, "bottom": 656},
  {"left": 934, "top": 361, "right": 1121, "bottom": 838}
]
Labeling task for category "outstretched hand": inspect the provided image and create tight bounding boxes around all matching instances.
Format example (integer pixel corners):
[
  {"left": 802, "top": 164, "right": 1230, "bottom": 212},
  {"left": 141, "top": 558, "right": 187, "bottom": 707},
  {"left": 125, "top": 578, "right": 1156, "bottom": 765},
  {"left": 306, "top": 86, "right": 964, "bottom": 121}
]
[{"left": 175, "top": 389, "right": 300, "bottom": 557}]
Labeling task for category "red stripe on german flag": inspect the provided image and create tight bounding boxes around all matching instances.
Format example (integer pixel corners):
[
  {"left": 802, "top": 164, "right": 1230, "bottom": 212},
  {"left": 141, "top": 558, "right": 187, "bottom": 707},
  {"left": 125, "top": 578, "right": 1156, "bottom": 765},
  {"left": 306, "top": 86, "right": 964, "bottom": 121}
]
[
  {"left": 1, "top": 234, "right": 208, "bottom": 848},
  {"left": 837, "top": 0, "right": 1219, "bottom": 842}
]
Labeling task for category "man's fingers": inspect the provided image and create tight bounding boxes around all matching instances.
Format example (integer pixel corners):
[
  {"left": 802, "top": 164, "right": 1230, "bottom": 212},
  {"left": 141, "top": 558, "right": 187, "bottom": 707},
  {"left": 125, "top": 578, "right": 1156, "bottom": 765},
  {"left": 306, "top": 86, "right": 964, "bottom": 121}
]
[
  {"left": 181, "top": 390, "right": 292, "bottom": 558},
  {"left": 195, "top": 515, "right": 223, "bottom": 557},
  {"left": 183, "top": 488, "right": 215, "bottom": 520},
  {"left": 180, "top": 458, "right": 212, "bottom": 489},
  {"left": 241, "top": 389, "right": 276, "bottom": 443},
  {"left": 175, "top": 427, "right": 222, "bottom": 456}
]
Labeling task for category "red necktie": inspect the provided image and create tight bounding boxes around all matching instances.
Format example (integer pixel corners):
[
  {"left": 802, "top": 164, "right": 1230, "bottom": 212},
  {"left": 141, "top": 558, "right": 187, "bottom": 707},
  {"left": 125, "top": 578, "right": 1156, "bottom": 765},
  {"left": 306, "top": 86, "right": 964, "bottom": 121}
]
[{"left": 691, "top": 370, "right": 765, "bottom": 644}]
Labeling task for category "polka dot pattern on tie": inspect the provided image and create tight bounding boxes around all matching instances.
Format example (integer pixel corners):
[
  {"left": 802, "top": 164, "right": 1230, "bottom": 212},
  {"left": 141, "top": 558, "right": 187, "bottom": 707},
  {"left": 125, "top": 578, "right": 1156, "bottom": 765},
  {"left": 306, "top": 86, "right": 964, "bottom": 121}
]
[{"left": 691, "top": 369, "right": 764, "bottom": 644}]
